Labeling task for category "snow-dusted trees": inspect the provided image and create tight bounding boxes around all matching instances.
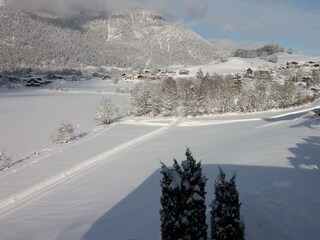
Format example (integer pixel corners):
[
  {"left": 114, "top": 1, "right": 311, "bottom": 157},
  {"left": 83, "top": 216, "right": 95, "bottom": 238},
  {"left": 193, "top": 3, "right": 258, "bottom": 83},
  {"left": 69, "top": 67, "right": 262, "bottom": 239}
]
[
  {"left": 0, "top": 150, "right": 11, "bottom": 170},
  {"left": 130, "top": 73, "right": 316, "bottom": 117},
  {"left": 160, "top": 77, "right": 178, "bottom": 117},
  {"left": 130, "top": 79, "right": 178, "bottom": 117},
  {"left": 160, "top": 148, "right": 207, "bottom": 240},
  {"left": 233, "top": 44, "right": 284, "bottom": 59},
  {"left": 51, "top": 121, "right": 78, "bottom": 145},
  {"left": 160, "top": 159, "right": 184, "bottom": 240},
  {"left": 182, "top": 82, "right": 207, "bottom": 116},
  {"left": 211, "top": 168, "right": 245, "bottom": 240},
  {"left": 94, "top": 97, "right": 114, "bottom": 126},
  {"left": 182, "top": 149, "right": 208, "bottom": 239},
  {"left": 130, "top": 81, "right": 157, "bottom": 116}
]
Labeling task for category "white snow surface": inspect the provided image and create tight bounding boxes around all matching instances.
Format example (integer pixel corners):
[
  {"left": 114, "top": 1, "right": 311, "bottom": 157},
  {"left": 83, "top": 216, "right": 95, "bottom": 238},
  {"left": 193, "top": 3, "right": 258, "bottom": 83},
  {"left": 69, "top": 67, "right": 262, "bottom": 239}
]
[
  {"left": 0, "top": 76, "right": 320, "bottom": 240},
  {"left": 171, "top": 53, "right": 320, "bottom": 77}
]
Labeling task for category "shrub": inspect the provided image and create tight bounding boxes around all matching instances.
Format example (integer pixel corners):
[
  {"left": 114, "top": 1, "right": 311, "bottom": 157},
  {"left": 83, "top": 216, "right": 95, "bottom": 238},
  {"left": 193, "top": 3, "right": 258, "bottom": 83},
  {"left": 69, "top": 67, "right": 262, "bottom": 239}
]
[
  {"left": 0, "top": 151, "right": 11, "bottom": 170},
  {"left": 94, "top": 98, "right": 114, "bottom": 126},
  {"left": 51, "top": 121, "right": 77, "bottom": 145}
]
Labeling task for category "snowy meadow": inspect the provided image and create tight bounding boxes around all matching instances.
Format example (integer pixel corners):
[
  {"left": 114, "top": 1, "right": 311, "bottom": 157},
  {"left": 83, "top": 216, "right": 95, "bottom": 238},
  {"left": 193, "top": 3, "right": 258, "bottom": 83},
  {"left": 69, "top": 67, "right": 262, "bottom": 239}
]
[{"left": 0, "top": 59, "right": 320, "bottom": 240}]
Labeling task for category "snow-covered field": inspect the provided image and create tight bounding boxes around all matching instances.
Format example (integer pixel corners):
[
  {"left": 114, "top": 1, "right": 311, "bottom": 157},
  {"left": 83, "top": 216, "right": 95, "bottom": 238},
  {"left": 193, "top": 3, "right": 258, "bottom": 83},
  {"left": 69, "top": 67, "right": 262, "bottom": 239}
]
[
  {"left": 170, "top": 53, "right": 320, "bottom": 77},
  {"left": 0, "top": 58, "right": 320, "bottom": 239}
]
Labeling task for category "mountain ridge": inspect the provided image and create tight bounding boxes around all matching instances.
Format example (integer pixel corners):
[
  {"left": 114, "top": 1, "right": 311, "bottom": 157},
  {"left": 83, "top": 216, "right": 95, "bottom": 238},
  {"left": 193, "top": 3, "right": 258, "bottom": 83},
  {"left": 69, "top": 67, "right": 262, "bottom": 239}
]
[{"left": 0, "top": 5, "right": 227, "bottom": 70}]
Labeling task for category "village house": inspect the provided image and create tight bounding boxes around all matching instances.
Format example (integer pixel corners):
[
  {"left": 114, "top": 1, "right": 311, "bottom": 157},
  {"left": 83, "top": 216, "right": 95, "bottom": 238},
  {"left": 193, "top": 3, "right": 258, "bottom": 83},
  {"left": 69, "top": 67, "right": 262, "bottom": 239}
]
[
  {"left": 246, "top": 68, "right": 254, "bottom": 75},
  {"left": 25, "top": 78, "right": 43, "bottom": 86},
  {"left": 179, "top": 69, "right": 189, "bottom": 75}
]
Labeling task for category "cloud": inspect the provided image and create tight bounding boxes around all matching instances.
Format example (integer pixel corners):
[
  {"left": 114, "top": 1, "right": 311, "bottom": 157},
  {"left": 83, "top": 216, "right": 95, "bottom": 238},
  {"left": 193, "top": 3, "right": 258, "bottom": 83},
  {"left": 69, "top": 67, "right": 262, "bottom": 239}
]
[
  {"left": 8, "top": 0, "right": 138, "bottom": 15},
  {"left": 211, "top": 39, "right": 267, "bottom": 51}
]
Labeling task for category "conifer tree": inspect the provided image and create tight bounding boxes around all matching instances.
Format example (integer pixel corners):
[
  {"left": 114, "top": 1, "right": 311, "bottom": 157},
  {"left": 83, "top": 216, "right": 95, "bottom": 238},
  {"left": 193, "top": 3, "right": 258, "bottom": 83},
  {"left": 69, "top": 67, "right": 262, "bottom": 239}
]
[
  {"left": 160, "top": 159, "right": 185, "bottom": 240},
  {"left": 181, "top": 148, "right": 207, "bottom": 240},
  {"left": 211, "top": 168, "right": 245, "bottom": 240},
  {"left": 160, "top": 148, "right": 207, "bottom": 240}
]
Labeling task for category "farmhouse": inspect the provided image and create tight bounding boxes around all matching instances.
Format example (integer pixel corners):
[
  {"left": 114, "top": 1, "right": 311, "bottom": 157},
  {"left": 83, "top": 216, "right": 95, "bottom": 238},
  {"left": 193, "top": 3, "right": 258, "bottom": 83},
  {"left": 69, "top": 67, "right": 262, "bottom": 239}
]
[
  {"left": 246, "top": 68, "right": 254, "bottom": 75},
  {"left": 179, "top": 69, "right": 189, "bottom": 75},
  {"left": 25, "top": 78, "right": 42, "bottom": 86}
]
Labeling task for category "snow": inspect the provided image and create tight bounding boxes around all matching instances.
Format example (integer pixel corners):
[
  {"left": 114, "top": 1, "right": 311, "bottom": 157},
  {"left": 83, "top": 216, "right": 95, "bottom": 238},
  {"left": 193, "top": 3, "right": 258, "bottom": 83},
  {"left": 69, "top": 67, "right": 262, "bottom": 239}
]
[
  {"left": 0, "top": 64, "right": 320, "bottom": 239},
  {"left": 169, "top": 170, "right": 182, "bottom": 190},
  {"left": 170, "top": 53, "right": 320, "bottom": 77}
]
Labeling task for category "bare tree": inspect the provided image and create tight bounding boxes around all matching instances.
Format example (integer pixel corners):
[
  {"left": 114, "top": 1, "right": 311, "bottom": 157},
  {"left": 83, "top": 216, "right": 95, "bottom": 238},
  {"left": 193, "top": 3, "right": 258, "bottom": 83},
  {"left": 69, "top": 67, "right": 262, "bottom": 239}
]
[
  {"left": 0, "top": 150, "right": 11, "bottom": 170},
  {"left": 94, "top": 97, "right": 114, "bottom": 126},
  {"left": 51, "top": 121, "right": 78, "bottom": 145}
]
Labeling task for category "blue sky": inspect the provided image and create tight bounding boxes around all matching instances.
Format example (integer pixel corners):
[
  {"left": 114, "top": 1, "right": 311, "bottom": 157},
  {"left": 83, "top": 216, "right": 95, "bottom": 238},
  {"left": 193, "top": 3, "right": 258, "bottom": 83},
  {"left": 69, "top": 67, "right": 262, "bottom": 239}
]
[
  {"left": 9, "top": 0, "right": 320, "bottom": 55},
  {"left": 167, "top": 0, "right": 320, "bottom": 55}
]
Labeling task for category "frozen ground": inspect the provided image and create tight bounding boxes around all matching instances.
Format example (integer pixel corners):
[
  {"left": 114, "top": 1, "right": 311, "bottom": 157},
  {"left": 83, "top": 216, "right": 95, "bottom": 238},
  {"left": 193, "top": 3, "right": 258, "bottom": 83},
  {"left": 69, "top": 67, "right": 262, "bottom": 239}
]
[{"left": 0, "top": 64, "right": 320, "bottom": 239}]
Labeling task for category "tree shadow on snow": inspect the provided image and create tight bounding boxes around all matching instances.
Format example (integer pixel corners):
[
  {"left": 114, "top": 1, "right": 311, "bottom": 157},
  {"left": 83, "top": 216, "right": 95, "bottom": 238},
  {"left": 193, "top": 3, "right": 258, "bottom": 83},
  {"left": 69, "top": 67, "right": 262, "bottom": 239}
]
[
  {"left": 82, "top": 164, "right": 320, "bottom": 240},
  {"left": 262, "top": 111, "right": 307, "bottom": 123},
  {"left": 287, "top": 136, "right": 320, "bottom": 170},
  {"left": 290, "top": 118, "right": 320, "bottom": 129}
]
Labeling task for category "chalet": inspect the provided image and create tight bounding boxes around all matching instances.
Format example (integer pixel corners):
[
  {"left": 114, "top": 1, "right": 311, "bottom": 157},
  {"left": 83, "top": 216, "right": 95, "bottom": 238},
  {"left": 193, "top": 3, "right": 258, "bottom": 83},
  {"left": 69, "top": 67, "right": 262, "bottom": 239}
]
[
  {"left": 137, "top": 74, "right": 144, "bottom": 79},
  {"left": 25, "top": 78, "right": 42, "bottom": 86},
  {"left": 48, "top": 74, "right": 64, "bottom": 80},
  {"left": 309, "top": 87, "right": 319, "bottom": 93},
  {"left": 302, "top": 76, "right": 312, "bottom": 82},
  {"left": 71, "top": 76, "right": 80, "bottom": 81},
  {"left": 246, "top": 68, "right": 254, "bottom": 75},
  {"left": 102, "top": 75, "right": 112, "bottom": 80},
  {"left": 179, "top": 69, "right": 189, "bottom": 75}
]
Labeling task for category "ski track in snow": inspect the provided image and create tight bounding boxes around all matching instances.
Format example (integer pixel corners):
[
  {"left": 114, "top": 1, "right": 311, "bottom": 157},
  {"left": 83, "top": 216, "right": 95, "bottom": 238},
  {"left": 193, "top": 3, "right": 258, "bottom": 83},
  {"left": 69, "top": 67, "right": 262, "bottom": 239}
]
[
  {"left": 0, "top": 103, "right": 317, "bottom": 211},
  {"left": 0, "top": 117, "right": 183, "bottom": 212},
  {"left": 0, "top": 122, "right": 119, "bottom": 180},
  {"left": 179, "top": 118, "right": 261, "bottom": 127}
]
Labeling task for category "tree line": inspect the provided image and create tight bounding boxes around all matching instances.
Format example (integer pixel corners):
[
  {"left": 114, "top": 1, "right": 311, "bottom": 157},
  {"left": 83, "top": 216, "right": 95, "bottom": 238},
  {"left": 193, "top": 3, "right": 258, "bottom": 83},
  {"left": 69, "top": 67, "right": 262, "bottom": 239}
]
[{"left": 130, "top": 72, "right": 316, "bottom": 117}]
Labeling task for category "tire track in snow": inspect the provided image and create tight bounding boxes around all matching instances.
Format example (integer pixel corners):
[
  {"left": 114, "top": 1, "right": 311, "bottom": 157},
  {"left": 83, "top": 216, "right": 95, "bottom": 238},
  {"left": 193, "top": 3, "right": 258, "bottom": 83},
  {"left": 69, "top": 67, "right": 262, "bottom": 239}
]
[{"left": 0, "top": 117, "right": 183, "bottom": 211}]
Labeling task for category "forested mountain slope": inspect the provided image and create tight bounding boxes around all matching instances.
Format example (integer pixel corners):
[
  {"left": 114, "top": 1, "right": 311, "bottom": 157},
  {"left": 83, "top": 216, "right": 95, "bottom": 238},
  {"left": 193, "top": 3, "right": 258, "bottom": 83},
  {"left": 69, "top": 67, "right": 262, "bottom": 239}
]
[{"left": 0, "top": 4, "right": 227, "bottom": 70}]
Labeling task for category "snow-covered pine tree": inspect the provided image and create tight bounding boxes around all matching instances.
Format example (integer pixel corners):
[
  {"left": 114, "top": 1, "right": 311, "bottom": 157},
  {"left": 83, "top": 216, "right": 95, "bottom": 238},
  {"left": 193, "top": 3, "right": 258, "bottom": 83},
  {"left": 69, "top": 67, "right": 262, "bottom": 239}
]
[
  {"left": 160, "top": 148, "right": 207, "bottom": 240},
  {"left": 160, "top": 159, "right": 185, "bottom": 240},
  {"left": 181, "top": 148, "right": 207, "bottom": 240},
  {"left": 211, "top": 167, "right": 245, "bottom": 240},
  {"left": 94, "top": 97, "right": 114, "bottom": 126}
]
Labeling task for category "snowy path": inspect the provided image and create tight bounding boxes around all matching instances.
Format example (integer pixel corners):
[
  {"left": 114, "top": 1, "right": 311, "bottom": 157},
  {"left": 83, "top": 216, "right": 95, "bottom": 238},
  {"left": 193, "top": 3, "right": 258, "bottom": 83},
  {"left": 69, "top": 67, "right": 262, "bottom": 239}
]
[{"left": 0, "top": 117, "right": 182, "bottom": 212}]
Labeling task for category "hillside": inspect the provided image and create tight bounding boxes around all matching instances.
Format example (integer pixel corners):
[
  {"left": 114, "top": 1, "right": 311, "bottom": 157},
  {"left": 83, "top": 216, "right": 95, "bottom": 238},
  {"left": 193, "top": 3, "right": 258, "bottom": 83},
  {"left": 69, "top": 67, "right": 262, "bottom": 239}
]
[{"left": 0, "top": 4, "right": 227, "bottom": 70}]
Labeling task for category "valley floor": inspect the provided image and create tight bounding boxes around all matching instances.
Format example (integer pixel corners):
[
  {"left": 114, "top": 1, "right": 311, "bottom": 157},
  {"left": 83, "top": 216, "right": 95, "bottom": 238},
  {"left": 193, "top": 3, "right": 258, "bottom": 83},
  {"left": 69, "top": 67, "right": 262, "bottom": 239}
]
[{"left": 0, "top": 80, "right": 319, "bottom": 240}]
